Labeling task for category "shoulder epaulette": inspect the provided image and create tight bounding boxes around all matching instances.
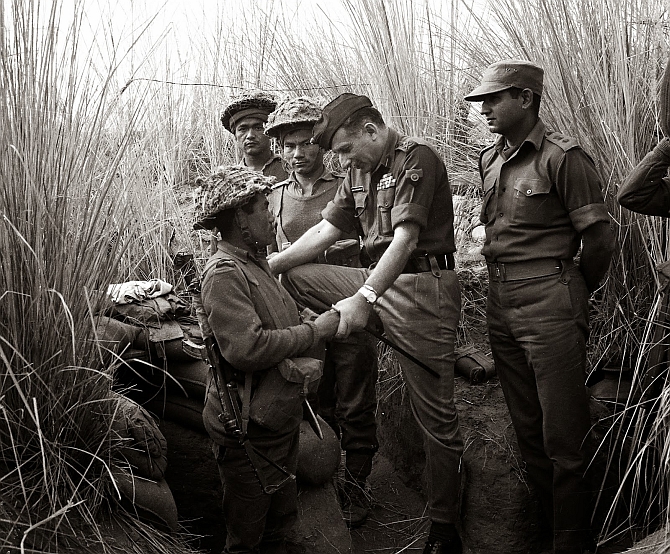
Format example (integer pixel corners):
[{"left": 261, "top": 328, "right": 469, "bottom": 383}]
[
  {"left": 545, "top": 131, "right": 579, "bottom": 152},
  {"left": 397, "top": 137, "right": 419, "bottom": 152}
]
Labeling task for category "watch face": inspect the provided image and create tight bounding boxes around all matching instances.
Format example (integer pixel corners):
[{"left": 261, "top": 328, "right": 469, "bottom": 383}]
[{"left": 361, "top": 287, "right": 376, "bottom": 304}]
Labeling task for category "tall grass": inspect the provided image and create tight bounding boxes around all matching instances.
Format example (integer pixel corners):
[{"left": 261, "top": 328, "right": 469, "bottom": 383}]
[
  {"left": 18, "top": 0, "right": 667, "bottom": 547},
  {"left": 0, "top": 1, "right": 196, "bottom": 551}
]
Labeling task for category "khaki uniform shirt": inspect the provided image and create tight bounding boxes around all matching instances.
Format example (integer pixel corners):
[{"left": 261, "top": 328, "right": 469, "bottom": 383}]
[
  {"left": 200, "top": 241, "right": 317, "bottom": 373},
  {"left": 322, "top": 128, "right": 456, "bottom": 263},
  {"left": 261, "top": 155, "right": 289, "bottom": 184},
  {"left": 479, "top": 119, "right": 610, "bottom": 263}
]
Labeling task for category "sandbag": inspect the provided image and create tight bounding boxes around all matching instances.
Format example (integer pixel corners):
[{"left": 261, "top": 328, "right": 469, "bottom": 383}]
[
  {"left": 111, "top": 394, "right": 168, "bottom": 480},
  {"left": 111, "top": 467, "right": 179, "bottom": 534},
  {"left": 144, "top": 394, "right": 207, "bottom": 434}
]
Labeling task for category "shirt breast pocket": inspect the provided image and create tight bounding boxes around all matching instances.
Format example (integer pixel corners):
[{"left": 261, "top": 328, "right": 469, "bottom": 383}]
[
  {"left": 376, "top": 187, "right": 395, "bottom": 236},
  {"left": 512, "top": 178, "right": 553, "bottom": 226}
]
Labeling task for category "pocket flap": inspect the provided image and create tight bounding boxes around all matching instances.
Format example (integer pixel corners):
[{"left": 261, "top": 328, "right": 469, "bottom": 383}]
[
  {"left": 513, "top": 179, "right": 551, "bottom": 196},
  {"left": 278, "top": 357, "right": 323, "bottom": 386}
]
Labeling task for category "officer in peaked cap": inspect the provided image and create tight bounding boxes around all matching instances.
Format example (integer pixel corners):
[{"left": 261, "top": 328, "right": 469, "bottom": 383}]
[
  {"left": 269, "top": 91, "right": 465, "bottom": 554},
  {"left": 464, "top": 59, "right": 544, "bottom": 101},
  {"left": 465, "top": 61, "right": 613, "bottom": 554},
  {"left": 220, "top": 90, "right": 288, "bottom": 182}
]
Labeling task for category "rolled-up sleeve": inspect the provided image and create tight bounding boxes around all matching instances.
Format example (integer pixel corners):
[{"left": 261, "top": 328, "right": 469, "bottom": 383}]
[
  {"left": 555, "top": 148, "right": 611, "bottom": 232},
  {"left": 322, "top": 174, "right": 358, "bottom": 233}
]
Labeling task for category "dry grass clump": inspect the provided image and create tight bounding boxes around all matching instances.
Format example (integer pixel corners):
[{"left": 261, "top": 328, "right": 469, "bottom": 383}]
[{"left": 0, "top": 1, "right": 197, "bottom": 551}]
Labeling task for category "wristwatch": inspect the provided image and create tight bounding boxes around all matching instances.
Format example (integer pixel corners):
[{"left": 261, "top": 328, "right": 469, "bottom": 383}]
[{"left": 357, "top": 284, "right": 379, "bottom": 305}]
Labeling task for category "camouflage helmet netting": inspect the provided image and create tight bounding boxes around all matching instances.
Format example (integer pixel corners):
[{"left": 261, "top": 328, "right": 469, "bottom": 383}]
[
  {"left": 193, "top": 165, "right": 274, "bottom": 230},
  {"left": 264, "top": 96, "right": 323, "bottom": 138}
]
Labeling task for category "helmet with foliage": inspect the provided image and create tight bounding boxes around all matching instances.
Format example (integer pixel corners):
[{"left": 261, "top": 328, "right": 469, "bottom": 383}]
[
  {"left": 264, "top": 96, "right": 323, "bottom": 139},
  {"left": 193, "top": 165, "right": 274, "bottom": 230}
]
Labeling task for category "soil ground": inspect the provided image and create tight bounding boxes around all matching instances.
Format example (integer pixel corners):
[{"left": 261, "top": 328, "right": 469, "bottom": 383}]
[{"left": 158, "top": 371, "right": 635, "bottom": 554}]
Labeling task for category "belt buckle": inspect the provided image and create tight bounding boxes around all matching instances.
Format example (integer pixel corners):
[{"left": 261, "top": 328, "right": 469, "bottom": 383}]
[{"left": 495, "top": 264, "right": 502, "bottom": 279}]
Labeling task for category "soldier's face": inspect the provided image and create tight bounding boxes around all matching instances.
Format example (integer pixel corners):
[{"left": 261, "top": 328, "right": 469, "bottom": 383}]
[
  {"left": 331, "top": 125, "right": 381, "bottom": 174},
  {"left": 281, "top": 127, "right": 323, "bottom": 177},
  {"left": 245, "top": 194, "right": 275, "bottom": 248},
  {"left": 234, "top": 116, "right": 272, "bottom": 158},
  {"left": 479, "top": 89, "right": 526, "bottom": 137}
]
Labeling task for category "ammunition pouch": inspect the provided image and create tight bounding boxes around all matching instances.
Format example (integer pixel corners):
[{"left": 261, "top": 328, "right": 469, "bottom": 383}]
[{"left": 249, "top": 357, "right": 323, "bottom": 432}]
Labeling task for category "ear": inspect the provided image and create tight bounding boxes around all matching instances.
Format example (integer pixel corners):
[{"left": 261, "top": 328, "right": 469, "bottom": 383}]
[
  {"left": 363, "top": 121, "right": 379, "bottom": 138},
  {"left": 520, "top": 88, "right": 535, "bottom": 109}
]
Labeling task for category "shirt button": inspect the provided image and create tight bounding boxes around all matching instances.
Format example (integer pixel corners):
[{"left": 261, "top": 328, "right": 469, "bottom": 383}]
[
  {"left": 499, "top": 213, "right": 504, "bottom": 217},
  {"left": 526, "top": 189, "right": 532, "bottom": 194}
]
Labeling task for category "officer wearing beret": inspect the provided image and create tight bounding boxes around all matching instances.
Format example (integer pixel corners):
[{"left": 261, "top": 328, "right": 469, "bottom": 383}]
[
  {"left": 265, "top": 97, "right": 380, "bottom": 528},
  {"left": 194, "top": 165, "right": 339, "bottom": 553},
  {"left": 220, "top": 90, "right": 288, "bottom": 182},
  {"left": 465, "top": 60, "right": 614, "bottom": 554},
  {"left": 269, "top": 93, "right": 464, "bottom": 554}
]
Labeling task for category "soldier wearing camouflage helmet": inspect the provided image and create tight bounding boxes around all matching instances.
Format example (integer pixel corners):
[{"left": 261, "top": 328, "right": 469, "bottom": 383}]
[
  {"left": 266, "top": 97, "right": 380, "bottom": 528},
  {"left": 220, "top": 90, "right": 288, "bottom": 182},
  {"left": 194, "top": 165, "right": 339, "bottom": 554}
]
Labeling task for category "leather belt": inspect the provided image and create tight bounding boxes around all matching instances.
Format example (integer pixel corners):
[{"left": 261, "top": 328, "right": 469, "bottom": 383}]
[
  {"left": 402, "top": 253, "right": 454, "bottom": 274},
  {"left": 487, "top": 258, "right": 566, "bottom": 282}
]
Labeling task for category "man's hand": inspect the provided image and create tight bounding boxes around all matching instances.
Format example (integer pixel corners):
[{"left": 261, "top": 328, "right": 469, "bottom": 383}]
[
  {"left": 333, "top": 293, "right": 372, "bottom": 339},
  {"left": 313, "top": 309, "right": 340, "bottom": 341}
]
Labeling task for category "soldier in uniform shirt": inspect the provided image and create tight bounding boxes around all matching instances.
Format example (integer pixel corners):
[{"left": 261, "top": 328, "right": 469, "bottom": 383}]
[
  {"left": 269, "top": 92, "right": 465, "bottom": 554},
  {"left": 265, "top": 96, "right": 379, "bottom": 528},
  {"left": 465, "top": 60, "right": 614, "bottom": 554}
]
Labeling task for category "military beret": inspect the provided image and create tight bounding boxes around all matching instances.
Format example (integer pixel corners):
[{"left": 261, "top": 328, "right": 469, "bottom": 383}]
[
  {"left": 193, "top": 165, "right": 274, "bottom": 230},
  {"left": 464, "top": 60, "right": 544, "bottom": 101},
  {"left": 311, "top": 93, "right": 373, "bottom": 149},
  {"left": 220, "top": 90, "right": 278, "bottom": 133},
  {"left": 265, "top": 96, "right": 322, "bottom": 139}
]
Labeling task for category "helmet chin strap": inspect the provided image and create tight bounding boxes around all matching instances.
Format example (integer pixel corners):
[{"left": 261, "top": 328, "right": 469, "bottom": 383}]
[{"left": 234, "top": 208, "right": 260, "bottom": 252}]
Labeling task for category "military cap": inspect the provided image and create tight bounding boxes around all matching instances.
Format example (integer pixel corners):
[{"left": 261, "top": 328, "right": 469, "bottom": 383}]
[
  {"left": 193, "top": 165, "right": 274, "bottom": 230},
  {"left": 264, "top": 96, "right": 323, "bottom": 139},
  {"left": 464, "top": 60, "right": 544, "bottom": 101},
  {"left": 311, "top": 93, "right": 373, "bottom": 149},
  {"left": 220, "top": 90, "right": 278, "bottom": 133}
]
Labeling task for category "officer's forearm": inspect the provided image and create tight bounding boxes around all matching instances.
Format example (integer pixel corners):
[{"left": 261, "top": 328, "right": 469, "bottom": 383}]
[
  {"left": 269, "top": 219, "right": 342, "bottom": 275},
  {"left": 363, "top": 222, "right": 419, "bottom": 297}
]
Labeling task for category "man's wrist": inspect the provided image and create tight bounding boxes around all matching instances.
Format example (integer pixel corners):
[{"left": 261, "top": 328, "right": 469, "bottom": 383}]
[{"left": 357, "top": 284, "right": 379, "bottom": 305}]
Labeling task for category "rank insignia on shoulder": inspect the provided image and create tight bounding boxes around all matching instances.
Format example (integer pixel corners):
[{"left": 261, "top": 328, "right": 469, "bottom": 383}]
[
  {"left": 377, "top": 173, "right": 396, "bottom": 190},
  {"left": 405, "top": 169, "right": 423, "bottom": 183},
  {"left": 351, "top": 185, "right": 365, "bottom": 193}
]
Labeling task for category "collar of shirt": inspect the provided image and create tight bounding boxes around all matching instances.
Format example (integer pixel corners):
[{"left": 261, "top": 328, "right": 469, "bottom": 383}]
[
  {"left": 494, "top": 118, "right": 546, "bottom": 160},
  {"left": 285, "top": 166, "right": 336, "bottom": 196},
  {"left": 216, "top": 239, "right": 267, "bottom": 268},
  {"left": 242, "top": 154, "right": 282, "bottom": 170},
  {"left": 372, "top": 127, "right": 401, "bottom": 175}
]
